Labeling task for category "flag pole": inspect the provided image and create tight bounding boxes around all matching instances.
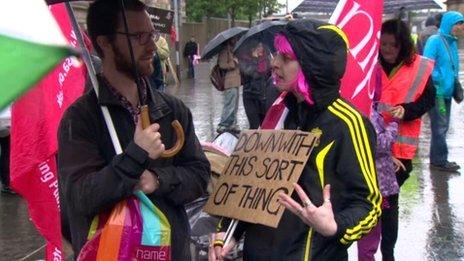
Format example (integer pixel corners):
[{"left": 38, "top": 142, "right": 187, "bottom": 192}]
[{"left": 64, "top": 2, "right": 123, "bottom": 154}]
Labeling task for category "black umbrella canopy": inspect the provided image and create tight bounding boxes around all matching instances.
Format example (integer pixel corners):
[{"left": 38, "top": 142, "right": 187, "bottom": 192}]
[
  {"left": 201, "top": 27, "right": 248, "bottom": 60},
  {"left": 293, "top": 0, "right": 444, "bottom": 14},
  {"left": 45, "top": 0, "right": 91, "bottom": 4},
  {"left": 233, "top": 20, "right": 287, "bottom": 55}
]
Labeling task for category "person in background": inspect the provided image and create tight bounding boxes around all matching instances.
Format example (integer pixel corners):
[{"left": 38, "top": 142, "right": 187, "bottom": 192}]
[
  {"left": 156, "top": 35, "right": 170, "bottom": 80},
  {"left": 0, "top": 106, "right": 14, "bottom": 195},
  {"left": 357, "top": 84, "right": 399, "bottom": 261},
  {"left": 376, "top": 19, "right": 435, "bottom": 260},
  {"left": 417, "top": 15, "right": 438, "bottom": 55},
  {"left": 239, "top": 42, "right": 273, "bottom": 129},
  {"left": 184, "top": 36, "right": 199, "bottom": 78},
  {"left": 216, "top": 38, "right": 241, "bottom": 134},
  {"left": 149, "top": 32, "right": 166, "bottom": 92},
  {"left": 149, "top": 52, "right": 166, "bottom": 92},
  {"left": 424, "top": 11, "right": 464, "bottom": 172}
]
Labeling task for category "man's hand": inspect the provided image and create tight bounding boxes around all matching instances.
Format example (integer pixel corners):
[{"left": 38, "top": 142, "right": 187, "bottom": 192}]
[
  {"left": 134, "top": 116, "right": 165, "bottom": 160},
  {"left": 136, "top": 170, "right": 159, "bottom": 194}
]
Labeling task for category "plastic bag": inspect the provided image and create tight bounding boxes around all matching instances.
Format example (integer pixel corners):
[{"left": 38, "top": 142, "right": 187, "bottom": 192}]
[
  {"left": 78, "top": 191, "right": 171, "bottom": 261},
  {"left": 193, "top": 54, "right": 201, "bottom": 66}
]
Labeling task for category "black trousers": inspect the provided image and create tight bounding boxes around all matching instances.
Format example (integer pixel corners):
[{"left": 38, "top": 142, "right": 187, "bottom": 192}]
[
  {"left": 0, "top": 135, "right": 10, "bottom": 187},
  {"left": 380, "top": 158, "right": 412, "bottom": 261}
]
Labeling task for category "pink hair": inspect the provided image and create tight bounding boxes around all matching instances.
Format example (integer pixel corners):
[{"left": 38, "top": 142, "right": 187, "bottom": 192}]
[{"left": 273, "top": 34, "right": 313, "bottom": 105}]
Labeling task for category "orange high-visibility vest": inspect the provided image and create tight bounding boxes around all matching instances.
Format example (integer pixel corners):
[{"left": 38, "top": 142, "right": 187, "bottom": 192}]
[{"left": 379, "top": 55, "right": 434, "bottom": 159}]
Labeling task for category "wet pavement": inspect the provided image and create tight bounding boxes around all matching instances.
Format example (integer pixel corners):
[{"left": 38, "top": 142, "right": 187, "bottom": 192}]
[{"left": 1, "top": 61, "right": 464, "bottom": 260}]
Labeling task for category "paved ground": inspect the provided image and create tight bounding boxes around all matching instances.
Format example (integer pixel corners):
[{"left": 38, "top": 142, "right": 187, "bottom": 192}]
[{"left": 1, "top": 61, "right": 463, "bottom": 260}]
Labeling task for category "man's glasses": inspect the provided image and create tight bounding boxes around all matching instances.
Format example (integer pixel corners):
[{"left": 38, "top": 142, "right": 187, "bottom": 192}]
[{"left": 115, "top": 31, "right": 159, "bottom": 45}]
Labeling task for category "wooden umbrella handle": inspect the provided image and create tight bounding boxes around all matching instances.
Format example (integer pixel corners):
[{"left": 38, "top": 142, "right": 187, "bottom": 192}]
[
  {"left": 161, "top": 120, "right": 184, "bottom": 158},
  {"left": 141, "top": 105, "right": 151, "bottom": 129},
  {"left": 140, "top": 105, "right": 184, "bottom": 158}
]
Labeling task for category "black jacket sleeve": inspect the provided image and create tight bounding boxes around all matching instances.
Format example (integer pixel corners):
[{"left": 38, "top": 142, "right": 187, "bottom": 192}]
[
  {"left": 400, "top": 77, "right": 436, "bottom": 121},
  {"left": 58, "top": 105, "right": 147, "bottom": 218},
  {"left": 148, "top": 99, "right": 210, "bottom": 206},
  {"left": 332, "top": 115, "right": 382, "bottom": 245}
]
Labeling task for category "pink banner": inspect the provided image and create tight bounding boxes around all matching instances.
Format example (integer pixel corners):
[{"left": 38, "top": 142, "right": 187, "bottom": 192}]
[
  {"left": 10, "top": 3, "right": 85, "bottom": 260},
  {"left": 329, "top": 0, "right": 383, "bottom": 115}
]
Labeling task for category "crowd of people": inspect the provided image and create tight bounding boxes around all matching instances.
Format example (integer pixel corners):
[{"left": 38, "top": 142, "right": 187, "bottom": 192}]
[{"left": 1, "top": 0, "right": 463, "bottom": 260}]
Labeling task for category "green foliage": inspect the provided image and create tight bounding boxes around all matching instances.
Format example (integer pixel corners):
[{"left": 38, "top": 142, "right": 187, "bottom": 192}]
[
  {"left": 186, "top": 0, "right": 283, "bottom": 24},
  {"left": 186, "top": 0, "right": 226, "bottom": 22}
]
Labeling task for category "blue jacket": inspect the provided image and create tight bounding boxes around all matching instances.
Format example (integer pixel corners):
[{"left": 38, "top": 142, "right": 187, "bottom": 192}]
[{"left": 423, "top": 11, "right": 464, "bottom": 98}]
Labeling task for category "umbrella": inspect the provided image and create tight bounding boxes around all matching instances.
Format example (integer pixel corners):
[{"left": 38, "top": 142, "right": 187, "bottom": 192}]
[
  {"left": 45, "top": 0, "right": 87, "bottom": 4},
  {"left": 293, "top": 0, "right": 444, "bottom": 14},
  {"left": 201, "top": 27, "right": 248, "bottom": 60},
  {"left": 233, "top": 20, "right": 287, "bottom": 55}
]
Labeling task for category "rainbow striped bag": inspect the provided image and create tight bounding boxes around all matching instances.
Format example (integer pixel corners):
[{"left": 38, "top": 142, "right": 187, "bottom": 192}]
[{"left": 78, "top": 191, "right": 171, "bottom": 261}]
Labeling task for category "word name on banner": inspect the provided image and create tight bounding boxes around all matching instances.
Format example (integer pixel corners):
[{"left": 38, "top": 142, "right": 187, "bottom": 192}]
[{"left": 204, "top": 130, "right": 320, "bottom": 228}]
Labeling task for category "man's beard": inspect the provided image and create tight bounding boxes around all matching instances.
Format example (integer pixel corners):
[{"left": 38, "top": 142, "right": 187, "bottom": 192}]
[{"left": 111, "top": 44, "right": 153, "bottom": 78}]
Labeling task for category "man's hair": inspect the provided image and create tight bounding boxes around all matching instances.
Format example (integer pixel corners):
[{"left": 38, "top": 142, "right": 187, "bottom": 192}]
[
  {"left": 87, "top": 0, "right": 146, "bottom": 57},
  {"left": 380, "top": 19, "right": 416, "bottom": 66}
]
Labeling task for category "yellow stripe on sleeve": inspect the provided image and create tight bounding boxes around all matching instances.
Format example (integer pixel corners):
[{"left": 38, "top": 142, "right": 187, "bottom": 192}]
[
  {"left": 328, "top": 100, "right": 382, "bottom": 244},
  {"left": 316, "top": 141, "right": 335, "bottom": 189}
]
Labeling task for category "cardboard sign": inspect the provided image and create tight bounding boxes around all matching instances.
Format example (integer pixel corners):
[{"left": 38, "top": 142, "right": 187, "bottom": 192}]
[
  {"left": 147, "top": 7, "right": 174, "bottom": 34},
  {"left": 204, "top": 130, "right": 320, "bottom": 228}
]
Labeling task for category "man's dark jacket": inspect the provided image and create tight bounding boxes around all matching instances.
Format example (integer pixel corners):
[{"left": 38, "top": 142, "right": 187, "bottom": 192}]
[
  {"left": 58, "top": 75, "right": 210, "bottom": 260},
  {"left": 183, "top": 40, "right": 198, "bottom": 57}
]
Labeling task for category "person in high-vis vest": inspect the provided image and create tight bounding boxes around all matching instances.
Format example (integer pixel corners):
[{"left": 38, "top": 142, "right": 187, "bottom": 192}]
[{"left": 371, "top": 19, "right": 436, "bottom": 261}]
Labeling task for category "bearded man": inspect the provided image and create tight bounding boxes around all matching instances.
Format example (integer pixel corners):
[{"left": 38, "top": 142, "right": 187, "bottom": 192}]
[{"left": 57, "top": 0, "right": 210, "bottom": 259}]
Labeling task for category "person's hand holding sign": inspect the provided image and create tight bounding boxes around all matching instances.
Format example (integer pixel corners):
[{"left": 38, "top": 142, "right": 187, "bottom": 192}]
[
  {"left": 208, "top": 232, "right": 236, "bottom": 261},
  {"left": 278, "top": 183, "right": 337, "bottom": 237}
]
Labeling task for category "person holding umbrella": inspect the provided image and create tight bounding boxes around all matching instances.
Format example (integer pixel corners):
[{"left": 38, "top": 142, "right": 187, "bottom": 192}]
[
  {"left": 57, "top": 0, "right": 210, "bottom": 259},
  {"left": 202, "top": 27, "right": 248, "bottom": 134},
  {"left": 216, "top": 37, "right": 242, "bottom": 134},
  {"left": 210, "top": 19, "right": 380, "bottom": 260}
]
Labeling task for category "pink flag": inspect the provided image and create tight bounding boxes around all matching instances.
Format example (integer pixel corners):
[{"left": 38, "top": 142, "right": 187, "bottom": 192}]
[
  {"left": 10, "top": 4, "right": 85, "bottom": 260},
  {"left": 329, "top": 0, "right": 383, "bottom": 115}
]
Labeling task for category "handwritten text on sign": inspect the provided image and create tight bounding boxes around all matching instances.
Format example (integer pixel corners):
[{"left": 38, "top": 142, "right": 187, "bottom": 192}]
[{"left": 204, "top": 130, "right": 319, "bottom": 228}]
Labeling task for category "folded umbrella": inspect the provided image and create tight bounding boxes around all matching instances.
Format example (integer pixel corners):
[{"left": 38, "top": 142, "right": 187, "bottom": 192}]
[{"left": 201, "top": 27, "right": 248, "bottom": 60}]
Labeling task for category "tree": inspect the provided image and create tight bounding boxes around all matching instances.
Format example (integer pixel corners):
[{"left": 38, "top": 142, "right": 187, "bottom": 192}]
[
  {"left": 186, "top": 0, "right": 283, "bottom": 27},
  {"left": 261, "top": 0, "right": 283, "bottom": 17},
  {"left": 224, "top": 0, "right": 246, "bottom": 27},
  {"left": 186, "top": 0, "right": 226, "bottom": 22}
]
